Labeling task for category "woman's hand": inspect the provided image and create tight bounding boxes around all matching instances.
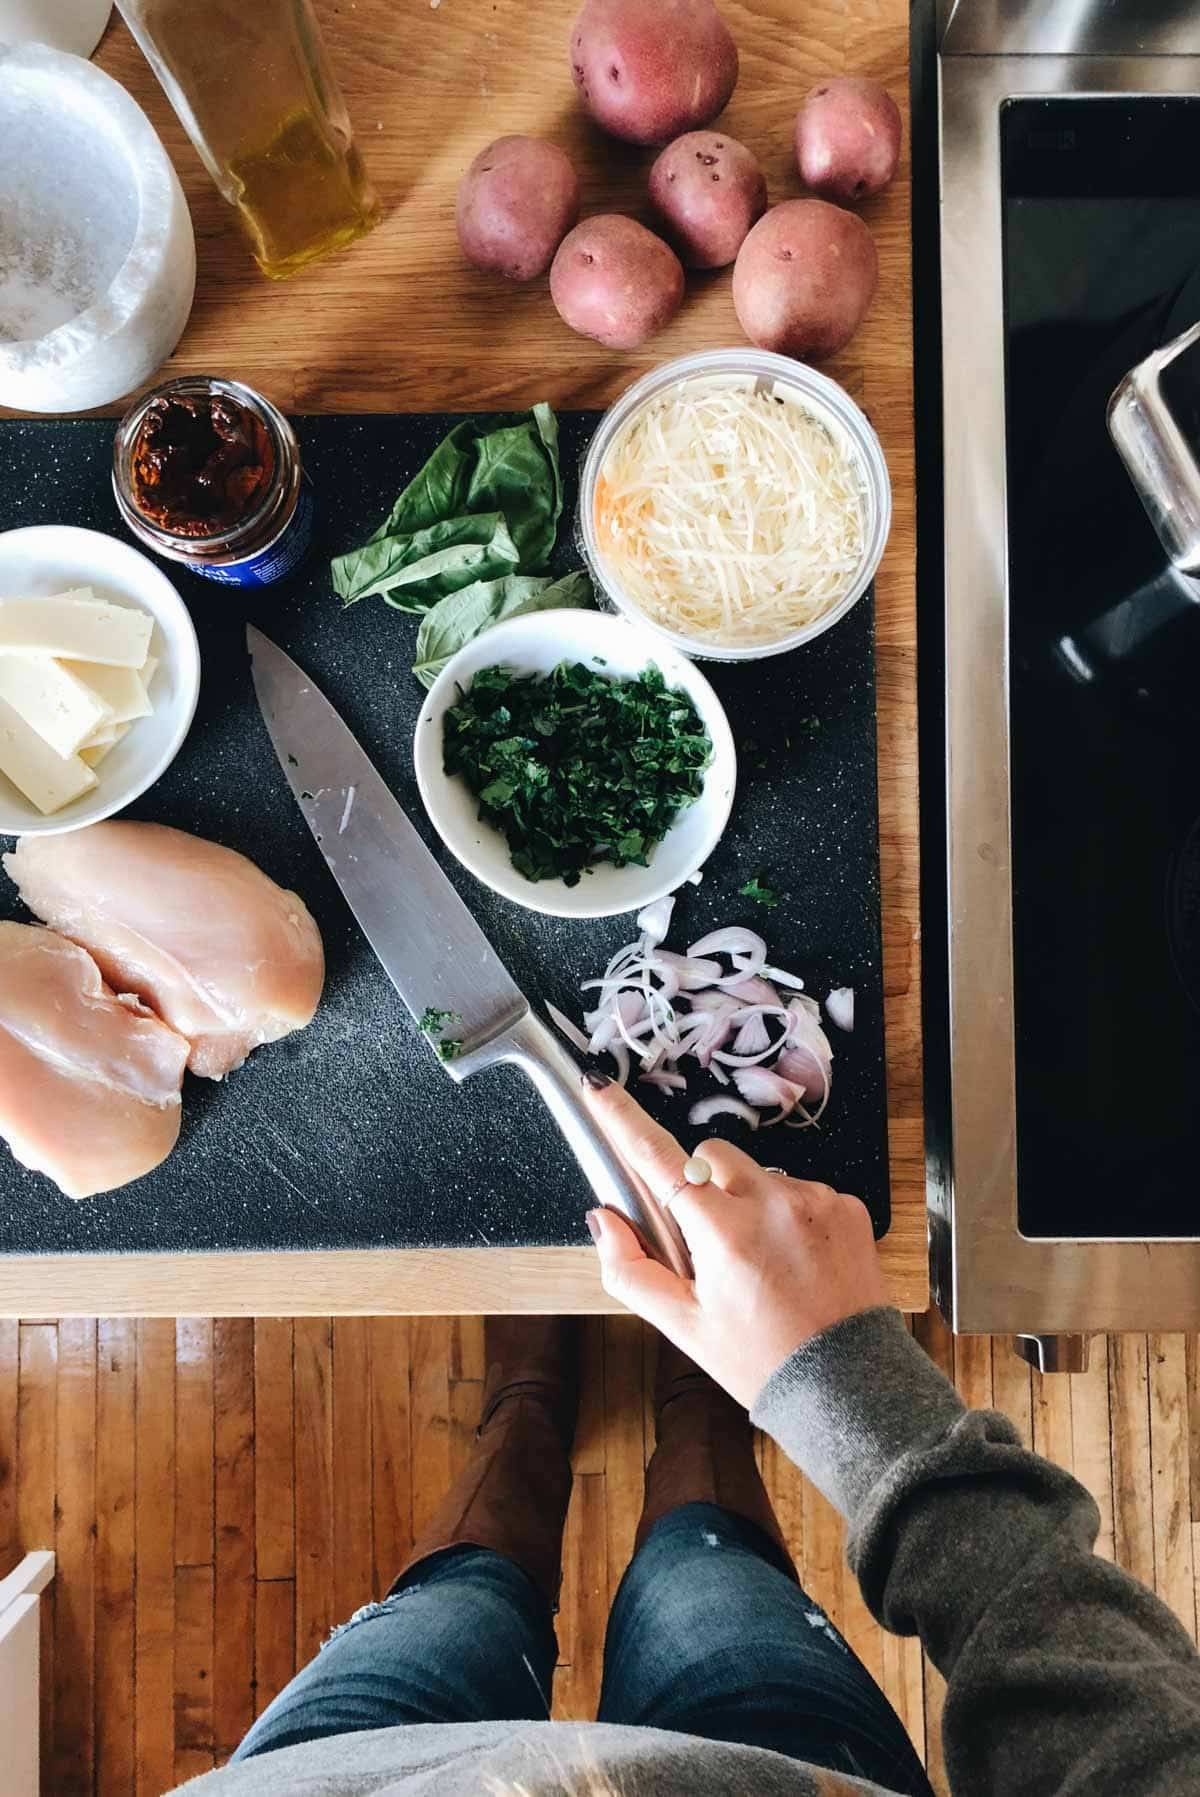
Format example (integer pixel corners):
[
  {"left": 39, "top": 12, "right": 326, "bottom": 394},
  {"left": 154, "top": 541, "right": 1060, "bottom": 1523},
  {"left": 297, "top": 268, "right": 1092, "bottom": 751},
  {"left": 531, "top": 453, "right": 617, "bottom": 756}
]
[{"left": 583, "top": 1077, "right": 888, "bottom": 1408}]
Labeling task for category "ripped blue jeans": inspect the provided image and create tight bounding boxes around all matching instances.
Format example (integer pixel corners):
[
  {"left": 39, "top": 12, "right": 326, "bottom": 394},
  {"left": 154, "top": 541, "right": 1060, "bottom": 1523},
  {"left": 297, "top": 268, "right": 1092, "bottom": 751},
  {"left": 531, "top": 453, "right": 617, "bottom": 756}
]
[{"left": 233, "top": 1501, "right": 933, "bottom": 1794}]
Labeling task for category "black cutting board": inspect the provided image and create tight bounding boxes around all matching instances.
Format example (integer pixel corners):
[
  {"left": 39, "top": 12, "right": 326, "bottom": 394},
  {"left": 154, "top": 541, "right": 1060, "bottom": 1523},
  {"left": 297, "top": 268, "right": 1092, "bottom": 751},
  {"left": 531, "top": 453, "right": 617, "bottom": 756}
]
[{"left": 0, "top": 412, "right": 889, "bottom": 1255}]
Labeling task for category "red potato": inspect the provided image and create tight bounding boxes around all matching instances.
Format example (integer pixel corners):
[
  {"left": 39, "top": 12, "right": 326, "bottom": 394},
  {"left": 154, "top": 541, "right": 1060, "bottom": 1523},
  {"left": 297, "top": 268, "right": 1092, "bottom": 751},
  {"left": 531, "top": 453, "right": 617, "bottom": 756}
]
[
  {"left": 455, "top": 136, "right": 581, "bottom": 281},
  {"left": 569, "top": 0, "right": 738, "bottom": 146},
  {"left": 648, "top": 131, "right": 767, "bottom": 269},
  {"left": 732, "top": 199, "right": 878, "bottom": 360},
  {"left": 550, "top": 215, "right": 685, "bottom": 349},
  {"left": 794, "top": 77, "right": 902, "bottom": 203}
]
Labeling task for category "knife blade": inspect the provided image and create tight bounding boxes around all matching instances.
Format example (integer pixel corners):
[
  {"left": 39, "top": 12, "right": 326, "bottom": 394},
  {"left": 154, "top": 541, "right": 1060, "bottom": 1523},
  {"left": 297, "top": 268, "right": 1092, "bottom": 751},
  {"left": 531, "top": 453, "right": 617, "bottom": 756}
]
[
  {"left": 247, "top": 626, "right": 692, "bottom": 1279},
  {"left": 248, "top": 625, "right": 527, "bottom": 1059}
]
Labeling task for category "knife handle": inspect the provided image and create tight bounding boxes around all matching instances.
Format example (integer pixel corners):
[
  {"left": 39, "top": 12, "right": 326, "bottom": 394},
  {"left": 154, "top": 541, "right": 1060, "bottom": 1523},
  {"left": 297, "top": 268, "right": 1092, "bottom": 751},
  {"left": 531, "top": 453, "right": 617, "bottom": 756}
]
[{"left": 484, "top": 1011, "right": 694, "bottom": 1281}]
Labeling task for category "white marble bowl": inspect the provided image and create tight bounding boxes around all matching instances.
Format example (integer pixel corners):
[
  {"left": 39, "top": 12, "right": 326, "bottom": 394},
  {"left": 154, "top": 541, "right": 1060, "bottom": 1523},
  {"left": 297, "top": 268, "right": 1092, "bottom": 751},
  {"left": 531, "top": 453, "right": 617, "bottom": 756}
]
[
  {"left": 0, "top": 0, "right": 113, "bottom": 57},
  {"left": 0, "top": 42, "right": 195, "bottom": 413}
]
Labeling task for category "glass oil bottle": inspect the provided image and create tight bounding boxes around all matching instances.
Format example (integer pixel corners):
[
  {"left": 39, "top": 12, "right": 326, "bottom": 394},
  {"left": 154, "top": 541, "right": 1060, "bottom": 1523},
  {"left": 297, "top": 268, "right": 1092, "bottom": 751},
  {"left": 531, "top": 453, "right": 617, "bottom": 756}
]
[{"left": 117, "top": 0, "right": 381, "bottom": 279}]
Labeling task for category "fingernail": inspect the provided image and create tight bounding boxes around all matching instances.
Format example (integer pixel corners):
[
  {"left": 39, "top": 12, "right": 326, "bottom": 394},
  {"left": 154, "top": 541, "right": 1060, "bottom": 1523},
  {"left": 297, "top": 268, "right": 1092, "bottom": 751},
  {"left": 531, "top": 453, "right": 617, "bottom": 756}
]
[
  {"left": 585, "top": 1209, "right": 603, "bottom": 1243},
  {"left": 581, "top": 1069, "right": 612, "bottom": 1090}
]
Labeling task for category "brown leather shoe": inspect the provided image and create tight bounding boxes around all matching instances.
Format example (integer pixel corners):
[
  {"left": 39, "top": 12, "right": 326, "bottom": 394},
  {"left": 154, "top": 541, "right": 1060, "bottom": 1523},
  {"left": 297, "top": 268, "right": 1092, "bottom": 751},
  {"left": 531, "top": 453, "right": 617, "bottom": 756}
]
[
  {"left": 392, "top": 1317, "right": 580, "bottom": 1608},
  {"left": 636, "top": 1335, "right": 795, "bottom": 1572}
]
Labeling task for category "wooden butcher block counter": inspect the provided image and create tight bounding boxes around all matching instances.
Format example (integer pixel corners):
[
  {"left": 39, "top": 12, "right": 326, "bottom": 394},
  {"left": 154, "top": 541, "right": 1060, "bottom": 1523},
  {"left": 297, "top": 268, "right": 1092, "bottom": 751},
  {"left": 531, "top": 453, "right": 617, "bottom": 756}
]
[{"left": 0, "top": 0, "right": 923, "bottom": 1315}]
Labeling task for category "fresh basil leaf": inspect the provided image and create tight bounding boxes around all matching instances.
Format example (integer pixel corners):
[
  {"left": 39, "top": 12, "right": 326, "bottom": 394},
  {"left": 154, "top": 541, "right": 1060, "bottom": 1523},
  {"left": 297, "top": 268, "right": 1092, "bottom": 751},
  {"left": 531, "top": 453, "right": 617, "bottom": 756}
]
[
  {"left": 460, "top": 403, "right": 562, "bottom": 570},
  {"left": 368, "top": 420, "right": 479, "bottom": 543},
  {"left": 342, "top": 405, "right": 563, "bottom": 594},
  {"left": 412, "top": 569, "right": 594, "bottom": 688},
  {"left": 530, "top": 569, "right": 593, "bottom": 606},
  {"left": 332, "top": 514, "right": 520, "bottom": 610}
]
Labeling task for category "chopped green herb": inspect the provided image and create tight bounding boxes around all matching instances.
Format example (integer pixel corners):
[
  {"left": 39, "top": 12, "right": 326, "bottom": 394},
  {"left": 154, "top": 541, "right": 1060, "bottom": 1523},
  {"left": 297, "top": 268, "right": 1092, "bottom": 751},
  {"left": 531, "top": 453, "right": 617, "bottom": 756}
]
[
  {"left": 740, "top": 872, "right": 780, "bottom": 909},
  {"left": 419, "top": 1007, "right": 456, "bottom": 1034},
  {"left": 286, "top": 753, "right": 298, "bottom": 766},
  {"left": 300, "top": 789, "right": 315, "bottom": 801},
  {"left": 420, "top": 1008, "right": 463, "bottom": 1060},
  {"left": 443, "top": 661, "right": 712, "bottom": 886}
]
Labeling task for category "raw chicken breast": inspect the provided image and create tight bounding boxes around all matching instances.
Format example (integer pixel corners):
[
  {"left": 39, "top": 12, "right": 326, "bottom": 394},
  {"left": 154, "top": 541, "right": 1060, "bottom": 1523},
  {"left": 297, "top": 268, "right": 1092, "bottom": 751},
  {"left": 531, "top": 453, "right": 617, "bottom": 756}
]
[
  {"left": 0, "top": 922, "right": 188, "bottom": 1199},
  {"left": 5, "top": 822, "right": 325, "bottom": 1080}
]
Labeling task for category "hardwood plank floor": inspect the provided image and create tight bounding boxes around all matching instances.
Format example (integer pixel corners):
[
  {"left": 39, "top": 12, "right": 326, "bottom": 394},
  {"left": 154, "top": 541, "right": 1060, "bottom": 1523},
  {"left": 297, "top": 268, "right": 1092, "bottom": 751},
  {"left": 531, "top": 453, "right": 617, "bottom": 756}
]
[
  {"left": 213, "top": 1320, "right": 255, "bottom": 1760},
  {"left": 94, "top": 1320, "right": 136, "bottom": 1796},
  {"left": 53, "top": 1317, "right": 97, "bottom": 1797},
  {"left": 133, "top": 1321, "right": 176, "bottom": 1797},
  {"left": 2, "top": 1321, "right": 1197, "bottom": 1796}
]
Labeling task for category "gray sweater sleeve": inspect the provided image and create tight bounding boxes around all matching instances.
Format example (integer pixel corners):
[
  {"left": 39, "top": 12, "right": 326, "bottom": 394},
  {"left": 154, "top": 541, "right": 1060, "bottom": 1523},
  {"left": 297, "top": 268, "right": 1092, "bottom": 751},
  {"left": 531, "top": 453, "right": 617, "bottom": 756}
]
[{"left": 751, "top": 1307, "right": 1200, "bottom": 1795}]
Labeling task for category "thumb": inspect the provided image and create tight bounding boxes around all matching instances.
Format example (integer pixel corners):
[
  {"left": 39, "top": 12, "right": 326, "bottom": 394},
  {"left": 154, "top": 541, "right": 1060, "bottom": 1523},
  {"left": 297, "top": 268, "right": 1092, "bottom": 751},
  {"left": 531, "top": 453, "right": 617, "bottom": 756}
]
[{"left": 587, "top": 1208, "right": 697, "bottom": 1340}]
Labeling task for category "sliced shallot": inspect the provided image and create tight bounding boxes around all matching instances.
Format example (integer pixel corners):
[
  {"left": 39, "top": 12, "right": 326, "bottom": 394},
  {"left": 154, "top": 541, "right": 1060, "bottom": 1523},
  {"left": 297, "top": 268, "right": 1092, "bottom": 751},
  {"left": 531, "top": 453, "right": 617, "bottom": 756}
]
[
  {"left": 732, "top": 1066, "right": 804, "bottom": 1125},
  {"left": 654, "top": 951, "right": 723, "bottom": 989},
  {"left": 776, "top": 1046, "right": 826, "bottom": 1099},
  {"left": 725, "top": 976, "right": 782, "bottom": 1008},
  {"left": 640, "top": 1069, "right": 688, "bottom": 1094},
  {"left": 560, "top": 902, "right": 845, "bottom": 1135},
  {"left": 546, "top": 1002, "right": 590, "bottom": 1054},
  {"left": 781, "top": 1000, "right": 833, "bottom": 1101},
  {"left": 825, "top": 987, "right": 855, "bottom": 1033},
  {"left": 762, "top": 964, "right": 806, "bottom": 991},
  {"left": 688, "top": 1095, "right": 760, "bottom": 1130},
  {"left": 636, "top": 896, "right": 675, "bottom": 946},
  {"left": 731, "top": 1012, "right": 772, "bottom": 1057},
  {"left": 688, "top": 927, "right": 766, "bottom": 961}
]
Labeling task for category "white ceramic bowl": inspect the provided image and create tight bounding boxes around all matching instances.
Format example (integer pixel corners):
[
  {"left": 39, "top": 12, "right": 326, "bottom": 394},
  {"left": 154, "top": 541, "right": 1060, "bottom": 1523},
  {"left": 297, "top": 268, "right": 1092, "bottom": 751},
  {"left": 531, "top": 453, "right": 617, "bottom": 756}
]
[
  {"left": 0, "top": 525, "right": 200, "bottom": 838},
  {"left": 0, "top": 42, "right": 195, "bottom": 413},
  {"left": 414, "top": 610, "right": 736, "bottom": 919},
  {"left": 578, "top": 348, "right": 892, "bottom": 663}
]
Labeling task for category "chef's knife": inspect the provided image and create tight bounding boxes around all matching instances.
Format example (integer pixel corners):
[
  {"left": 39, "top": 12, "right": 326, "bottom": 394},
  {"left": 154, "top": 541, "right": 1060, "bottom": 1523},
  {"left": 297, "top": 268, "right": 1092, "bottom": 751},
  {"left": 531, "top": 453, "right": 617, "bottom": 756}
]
[{"left": 247, "top": 625, "right": 692, "bottom": 1280}]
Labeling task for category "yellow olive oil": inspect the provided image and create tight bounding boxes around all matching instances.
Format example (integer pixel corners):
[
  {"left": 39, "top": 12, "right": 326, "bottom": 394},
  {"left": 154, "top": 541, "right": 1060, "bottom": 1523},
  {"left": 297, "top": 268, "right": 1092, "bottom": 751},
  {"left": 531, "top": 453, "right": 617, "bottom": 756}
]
[
  {"left": 229, "top": 108, "right": 380, "bottom": 280},
  {"left": 115, "top": 0, "right": 379, "bottom": 282}
]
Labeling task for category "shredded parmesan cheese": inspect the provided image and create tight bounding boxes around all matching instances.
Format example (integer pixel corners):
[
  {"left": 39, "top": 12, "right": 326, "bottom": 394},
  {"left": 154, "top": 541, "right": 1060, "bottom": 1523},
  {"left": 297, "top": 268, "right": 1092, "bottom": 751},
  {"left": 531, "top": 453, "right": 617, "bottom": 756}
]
[{"left": 593, "top": 379, "right": 867, "bottom": 649}]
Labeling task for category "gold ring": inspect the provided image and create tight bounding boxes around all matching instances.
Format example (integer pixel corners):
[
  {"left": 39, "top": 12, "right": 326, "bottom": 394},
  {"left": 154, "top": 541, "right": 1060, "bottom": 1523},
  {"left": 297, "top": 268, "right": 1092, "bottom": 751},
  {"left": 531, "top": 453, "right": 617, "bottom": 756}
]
[{"left": 664, "top": 1155, "right": 713, "bottom": 1210}]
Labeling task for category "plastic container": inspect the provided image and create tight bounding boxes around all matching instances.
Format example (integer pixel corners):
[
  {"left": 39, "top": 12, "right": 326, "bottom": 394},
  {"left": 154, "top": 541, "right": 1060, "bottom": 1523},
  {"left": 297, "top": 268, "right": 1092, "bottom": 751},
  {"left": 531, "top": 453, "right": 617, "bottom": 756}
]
[
  {"left": 577, "top": 349, "right": 892, "bottom": 662},
  {"left": 113, "top": 376, "right": 313, "bottom": 588}
]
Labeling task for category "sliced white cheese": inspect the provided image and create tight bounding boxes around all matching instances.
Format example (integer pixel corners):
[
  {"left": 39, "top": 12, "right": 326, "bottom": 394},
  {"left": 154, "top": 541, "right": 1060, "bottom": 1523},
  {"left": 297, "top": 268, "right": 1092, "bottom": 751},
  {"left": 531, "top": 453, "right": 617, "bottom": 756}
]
[
  {"left": 0, "top": 590, "right": 153, "bottom": 666},
  {"left": 597, "top": 382, "right": 867, "bottom": 648},
  {"left": 80, "top": 722, "right": 120, "bottom": 750},
  {"left": 80, "top": 723, "right": 130, "bottom": 768},
  {"left": 63, "top": 658, "right": 154, "bottom": 725},
  {"left": 0, "top": 694, "right": 97, "bottom": 814},
  {"left": 0, "top": 652, "right": 113, "bottom": 757}
]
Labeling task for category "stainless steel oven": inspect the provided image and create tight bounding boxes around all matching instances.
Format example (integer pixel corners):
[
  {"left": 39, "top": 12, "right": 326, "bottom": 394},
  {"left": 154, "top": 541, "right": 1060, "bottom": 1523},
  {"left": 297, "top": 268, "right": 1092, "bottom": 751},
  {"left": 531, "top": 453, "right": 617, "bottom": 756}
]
[{"left": 916, "top": 1, "right": 1200, "bottom": 1366}]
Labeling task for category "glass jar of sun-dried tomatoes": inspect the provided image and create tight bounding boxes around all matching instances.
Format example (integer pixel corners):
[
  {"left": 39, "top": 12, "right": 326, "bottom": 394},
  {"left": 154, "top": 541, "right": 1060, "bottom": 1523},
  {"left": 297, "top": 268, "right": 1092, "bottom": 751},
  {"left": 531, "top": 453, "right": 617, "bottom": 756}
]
[{"left": 113, "top": 375, "right": 312, "bottom": 587}]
